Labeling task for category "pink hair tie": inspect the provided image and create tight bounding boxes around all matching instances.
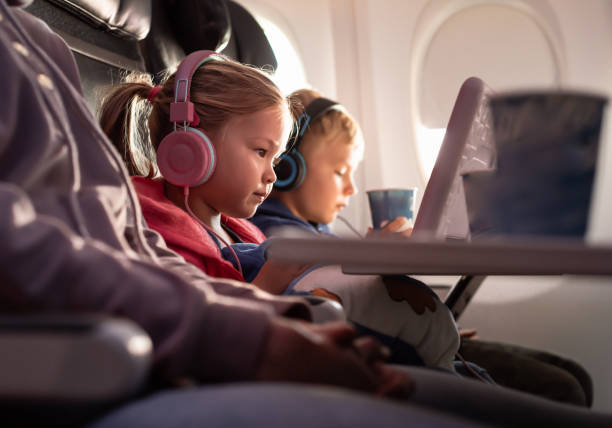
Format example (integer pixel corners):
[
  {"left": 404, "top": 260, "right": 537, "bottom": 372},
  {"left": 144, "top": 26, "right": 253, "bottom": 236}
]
[{"left": 147, "top": 85, "right": 162, "bottom": 103}]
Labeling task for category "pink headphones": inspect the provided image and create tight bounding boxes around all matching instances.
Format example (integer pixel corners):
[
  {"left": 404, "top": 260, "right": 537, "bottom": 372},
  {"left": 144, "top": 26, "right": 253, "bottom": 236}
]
[{"left": 156, "top": 50, "right": 225, "bottom": 187}]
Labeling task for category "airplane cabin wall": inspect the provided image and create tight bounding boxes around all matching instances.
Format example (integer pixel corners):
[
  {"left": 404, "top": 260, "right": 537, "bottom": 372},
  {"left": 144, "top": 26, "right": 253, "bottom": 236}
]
[{"left": 236, "top": 0, "right": 612, "bottom": 410}]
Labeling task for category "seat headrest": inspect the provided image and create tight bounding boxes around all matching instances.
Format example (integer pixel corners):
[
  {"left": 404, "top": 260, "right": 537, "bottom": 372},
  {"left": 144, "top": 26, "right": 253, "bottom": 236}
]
[
  {"left": 141, "top": 0, "right": 231, "bottom": 80},
  {"left": 141, "top": 0, "right": 276, "bottom": 80},
  {"left": 223, "top": 0, "right": 276, "bottom": 69},
  {"left": 26, "top": 0, "right": 150, "bottom": 71},
  {"left": 47, "top": 0, "right": 151, "bottom": 40}
]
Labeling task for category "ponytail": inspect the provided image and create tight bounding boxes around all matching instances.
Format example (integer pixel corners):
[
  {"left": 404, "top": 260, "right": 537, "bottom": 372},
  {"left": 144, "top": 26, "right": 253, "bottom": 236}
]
[{"left": 99, "top": 75, "right": 165, "bottom": 176}]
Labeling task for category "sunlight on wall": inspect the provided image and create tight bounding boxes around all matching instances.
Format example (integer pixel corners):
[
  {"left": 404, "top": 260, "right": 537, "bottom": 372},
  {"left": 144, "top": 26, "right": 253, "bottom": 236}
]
[
  {"left": 257, "top": 16, "right": 308, "bottom": 95},
  {"left": 416, "top": 125, "right": 446, "bottom": 180}
]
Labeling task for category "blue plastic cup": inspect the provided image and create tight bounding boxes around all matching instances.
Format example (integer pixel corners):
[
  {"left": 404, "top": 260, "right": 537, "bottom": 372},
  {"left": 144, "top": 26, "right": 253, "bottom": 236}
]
[{"left": 367, "top": 188, "right": 417, "bottom": 230}]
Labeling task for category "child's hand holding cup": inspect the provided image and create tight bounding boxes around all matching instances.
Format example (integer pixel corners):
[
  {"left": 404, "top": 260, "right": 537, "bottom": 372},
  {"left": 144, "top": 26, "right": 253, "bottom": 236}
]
[{"left": 366, "top": 188, "right": 417, "bottom": 237}]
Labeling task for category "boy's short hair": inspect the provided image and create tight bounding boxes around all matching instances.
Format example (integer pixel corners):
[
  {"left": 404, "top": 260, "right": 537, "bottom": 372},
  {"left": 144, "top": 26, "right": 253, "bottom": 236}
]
[{"left": 288, "top": 89, "right": 362, "bottom": 151}]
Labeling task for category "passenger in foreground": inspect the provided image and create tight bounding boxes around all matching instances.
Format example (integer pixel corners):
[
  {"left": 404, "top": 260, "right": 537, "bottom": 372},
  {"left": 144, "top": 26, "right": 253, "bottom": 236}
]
[{"left": 1, "top": 1, "right": 610, "bottom": 426}]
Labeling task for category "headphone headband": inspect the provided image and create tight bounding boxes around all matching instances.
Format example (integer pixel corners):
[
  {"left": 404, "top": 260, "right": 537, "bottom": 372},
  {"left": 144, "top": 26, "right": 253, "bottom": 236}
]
[
  {"left": 290, "top": 97, "right": 342, "bottom": 151},
  {"left": 304, "top": 98, "right": 342, "bottom": 125},
  {"left": 170, "top": 50, "right": 225, "bottom": 125}
]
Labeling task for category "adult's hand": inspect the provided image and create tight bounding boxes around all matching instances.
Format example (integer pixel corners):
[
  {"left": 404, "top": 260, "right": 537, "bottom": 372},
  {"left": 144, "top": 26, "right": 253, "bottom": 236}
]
[{"left": 255, "top": 319, "right": 413, "bottom": 398}]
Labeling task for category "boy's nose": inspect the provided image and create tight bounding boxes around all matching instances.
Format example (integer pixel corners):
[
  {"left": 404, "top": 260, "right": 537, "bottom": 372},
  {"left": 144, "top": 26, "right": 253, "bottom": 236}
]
[{"left": 345, "top": 176, "right": 357, "bottom": 196}]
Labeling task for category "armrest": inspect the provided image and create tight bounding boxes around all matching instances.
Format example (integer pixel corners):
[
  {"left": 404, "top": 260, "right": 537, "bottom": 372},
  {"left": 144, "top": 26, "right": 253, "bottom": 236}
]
[{"left": 0, "top": 315, "right": 152, "bottom": 427}]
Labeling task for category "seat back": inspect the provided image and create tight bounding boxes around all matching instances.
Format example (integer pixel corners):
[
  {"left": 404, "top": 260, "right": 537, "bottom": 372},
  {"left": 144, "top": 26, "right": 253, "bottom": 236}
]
[
  {"left": 413, "top": 77, "right": 495, "bottom": 240},
  {"left": 25, "top": 0, "right": 276, "bottom": 109},
  {"left": 25, "top": 0, "right": 153, "bottom": 109}
]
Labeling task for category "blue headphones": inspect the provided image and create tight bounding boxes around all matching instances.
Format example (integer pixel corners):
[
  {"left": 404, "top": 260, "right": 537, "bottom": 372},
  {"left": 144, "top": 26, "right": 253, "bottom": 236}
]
[{"left": 274, "top": 97, "right": 342, "bottom": 191}]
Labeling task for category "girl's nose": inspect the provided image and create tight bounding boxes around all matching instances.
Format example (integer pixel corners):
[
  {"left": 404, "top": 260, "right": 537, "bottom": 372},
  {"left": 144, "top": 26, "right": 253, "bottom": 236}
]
[{"left": 264, "top": 163, "right": 277, "bottom": 184}]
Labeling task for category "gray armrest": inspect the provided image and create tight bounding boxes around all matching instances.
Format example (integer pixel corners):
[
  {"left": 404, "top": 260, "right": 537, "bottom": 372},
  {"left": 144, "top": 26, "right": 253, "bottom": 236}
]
[{"left": 0, "top": 315, "right": 152, "bottom": 426}]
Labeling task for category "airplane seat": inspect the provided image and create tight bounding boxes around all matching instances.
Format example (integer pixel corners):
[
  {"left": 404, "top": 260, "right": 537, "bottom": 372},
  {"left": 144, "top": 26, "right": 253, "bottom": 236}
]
[
  {"left": 0, "top": 315, "right": 152, "bottom": 428},
  {"left": 24, "top": 0, "right": 152, "bottom": 109},
  {"left": 25, "top": 0, "right": 277, "bottom": 110},
  {"left": 222, "top": 0, "right": 277, "bottom": 69},
  {"left": 141, "top": 0, "right": 276, "bottom": 81},
  {"left": 139, "top": 0, "right": 231, "bottom": 81}
]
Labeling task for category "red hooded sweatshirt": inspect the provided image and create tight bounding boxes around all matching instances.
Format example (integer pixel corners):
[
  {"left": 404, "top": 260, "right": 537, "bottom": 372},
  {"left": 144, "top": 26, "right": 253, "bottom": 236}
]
[{"left": 132, "top": 176, "right": 266, "bottom": 281}]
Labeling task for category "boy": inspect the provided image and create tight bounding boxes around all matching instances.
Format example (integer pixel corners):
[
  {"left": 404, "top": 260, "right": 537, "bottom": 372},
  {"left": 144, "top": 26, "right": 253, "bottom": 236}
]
[{"left": 251, "top": 89, "right": 460, "bottom": 371}]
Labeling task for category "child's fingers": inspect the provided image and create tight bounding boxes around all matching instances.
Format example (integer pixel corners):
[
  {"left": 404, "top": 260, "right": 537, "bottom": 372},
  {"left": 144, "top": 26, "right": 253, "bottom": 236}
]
[
  {"left": 367, "top": 218, "right": 413, "bottom": 238},
  {"left": 380, "top": 217, "right": 413, "bottom": 236}
]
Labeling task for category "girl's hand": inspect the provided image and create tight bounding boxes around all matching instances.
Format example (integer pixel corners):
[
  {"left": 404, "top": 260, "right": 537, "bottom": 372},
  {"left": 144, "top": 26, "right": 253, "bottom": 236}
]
[
  {"left": 251, "top": 259, "right": 309, "bottom": 295},
  {"left": 366, "top": 216, "right": 413, "bottom": 238}
]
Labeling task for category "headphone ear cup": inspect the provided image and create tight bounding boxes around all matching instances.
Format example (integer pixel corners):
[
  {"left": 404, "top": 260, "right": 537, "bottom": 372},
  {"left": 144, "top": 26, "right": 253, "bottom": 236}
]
[
  {"left": 157, "top": 127, "right": 216, "bottom": 187},
  {"left": 274, "top": 150, "right": 306, "bottom": 191}
]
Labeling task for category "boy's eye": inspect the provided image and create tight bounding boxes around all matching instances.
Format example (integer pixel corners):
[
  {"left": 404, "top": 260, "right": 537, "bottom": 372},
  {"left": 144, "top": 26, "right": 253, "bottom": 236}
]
[{"left": 335, "top": 169, "right": 347, "bottom": 177}]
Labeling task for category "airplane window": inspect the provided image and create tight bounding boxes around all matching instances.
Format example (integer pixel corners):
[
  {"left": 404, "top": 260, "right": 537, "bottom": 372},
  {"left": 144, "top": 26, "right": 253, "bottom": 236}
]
[
  {"left": 412, "top": 1, "right": 565, "bottom": 179},
  {"left": 417, "top": 126, "right": 446, "bottom": 181},
  {"left": 256, "top": 16, "right": 308, "bottom": 95}
]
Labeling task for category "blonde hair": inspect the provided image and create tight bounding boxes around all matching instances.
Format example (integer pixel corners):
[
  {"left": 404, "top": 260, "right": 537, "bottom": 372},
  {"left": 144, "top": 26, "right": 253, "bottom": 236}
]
[
  {"left": 99, "top": 57, "right": 289, "bottom": 176},
  {"left": 288, "top": 88, "right": 362, "bottom": 153}
]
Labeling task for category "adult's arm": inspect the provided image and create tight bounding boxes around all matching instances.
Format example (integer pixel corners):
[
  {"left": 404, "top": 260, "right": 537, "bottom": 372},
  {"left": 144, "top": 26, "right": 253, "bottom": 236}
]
[
  {"left": 0, "top": 183, "right": 286, "bottom": 383},
  {"left": 0, "top": 186, "right": 398, "bottom": 394}
]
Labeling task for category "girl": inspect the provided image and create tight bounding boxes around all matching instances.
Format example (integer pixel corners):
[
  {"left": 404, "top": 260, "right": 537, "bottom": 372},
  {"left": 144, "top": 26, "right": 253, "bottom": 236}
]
[
  {"left": 99, "top": 50, "right": 302, "bottom": 294},
  {"left": 99, "top": 53, "right": 458, "bottom": 370}
]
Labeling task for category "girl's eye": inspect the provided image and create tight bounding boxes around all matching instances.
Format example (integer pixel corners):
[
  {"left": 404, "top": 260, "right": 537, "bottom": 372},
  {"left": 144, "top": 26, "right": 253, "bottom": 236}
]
[{"left": 255, "top": 149, "right": 267, "bottom": 157}]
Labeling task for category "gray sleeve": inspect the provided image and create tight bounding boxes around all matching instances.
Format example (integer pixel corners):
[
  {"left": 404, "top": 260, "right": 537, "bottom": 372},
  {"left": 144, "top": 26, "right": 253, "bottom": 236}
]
[
  {"left": 13, "top": 8, "right": 82, "bottom": 93},
  {"left": 0, "top": 183, "right": 275, "bottom": 382}
]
